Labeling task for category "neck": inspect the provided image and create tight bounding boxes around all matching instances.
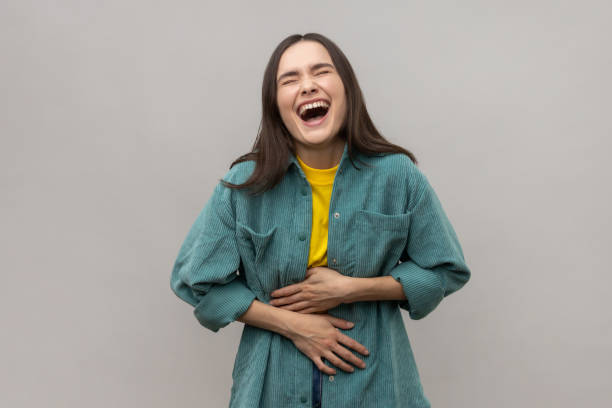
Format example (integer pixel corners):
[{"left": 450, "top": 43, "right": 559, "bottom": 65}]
[{"left": 295, "top": 138, "right": 345, "bottom": 169}]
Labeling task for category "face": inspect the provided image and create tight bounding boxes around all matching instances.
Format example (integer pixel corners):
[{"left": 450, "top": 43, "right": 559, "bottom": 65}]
[{"left": 276, "top": 40, "right": 347, "bottom": 152}]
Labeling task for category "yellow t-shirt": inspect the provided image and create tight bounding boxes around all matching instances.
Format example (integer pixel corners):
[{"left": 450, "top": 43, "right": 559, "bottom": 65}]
[{"left": 296, "top": 154, "right": 338, "bottom": 268}]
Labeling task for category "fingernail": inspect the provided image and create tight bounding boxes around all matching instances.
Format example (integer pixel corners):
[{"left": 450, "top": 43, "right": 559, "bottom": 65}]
[{"left": 348, "top": 322, "right": 354, "bottom": 327}]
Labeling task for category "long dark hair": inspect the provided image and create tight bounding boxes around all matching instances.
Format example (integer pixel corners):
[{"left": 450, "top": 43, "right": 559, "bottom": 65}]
[{"left": 221, "top": 33, "right": 417, "bottom": 196}]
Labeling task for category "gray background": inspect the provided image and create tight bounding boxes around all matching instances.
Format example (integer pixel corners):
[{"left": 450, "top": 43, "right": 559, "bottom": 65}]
[{"left": 1, "top": 1, "right": 610, "bottom": 407}]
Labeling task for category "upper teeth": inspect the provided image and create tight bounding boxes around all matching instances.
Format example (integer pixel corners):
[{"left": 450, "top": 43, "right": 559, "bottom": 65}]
[{"left": 298, "top": 101, "right": 330, "bottom": 116}]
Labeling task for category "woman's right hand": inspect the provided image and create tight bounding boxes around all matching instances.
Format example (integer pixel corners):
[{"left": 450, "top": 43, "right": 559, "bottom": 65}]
[{"left": 286, "top": 313, "right": 370, "bottom": 375}]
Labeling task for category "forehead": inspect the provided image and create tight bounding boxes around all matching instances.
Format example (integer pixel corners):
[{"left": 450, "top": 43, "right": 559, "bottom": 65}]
[{"left": 277, "top": 41, "right": 333, "bottom": 74}]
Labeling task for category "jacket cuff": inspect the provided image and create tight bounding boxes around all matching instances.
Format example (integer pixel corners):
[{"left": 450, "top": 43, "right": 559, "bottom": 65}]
[
  {"left": 193, "top": 278, "right": 256, "bottom": 332},
  {"left": 389, "top": 260, "right": 445, "bottom": 320}
]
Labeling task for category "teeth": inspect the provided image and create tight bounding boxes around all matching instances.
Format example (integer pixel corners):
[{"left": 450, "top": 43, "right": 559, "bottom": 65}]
[{"left": 298, "top": 100, "right": 330, "bottom": 117}]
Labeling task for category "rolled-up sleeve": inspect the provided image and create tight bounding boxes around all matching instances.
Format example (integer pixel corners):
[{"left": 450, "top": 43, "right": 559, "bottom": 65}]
[
  {"left": 170, "top": 182, "right": 256, "bottom": 332},
  {"left": 389, "top": 163, "right": 471, "bottom": 320}
]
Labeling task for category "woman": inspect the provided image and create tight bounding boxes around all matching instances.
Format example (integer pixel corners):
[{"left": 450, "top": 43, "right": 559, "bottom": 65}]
[{"left": 170, "top": 33, "right": 470, "bottom": 408}]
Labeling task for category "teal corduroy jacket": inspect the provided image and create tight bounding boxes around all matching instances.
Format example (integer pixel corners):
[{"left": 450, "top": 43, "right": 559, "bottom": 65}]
[{"left": 170, "top": 142, "right": 471, "bottom": 407}]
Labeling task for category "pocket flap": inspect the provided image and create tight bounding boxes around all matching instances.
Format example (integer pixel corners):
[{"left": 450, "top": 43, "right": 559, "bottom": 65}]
[
  {"left": 355, "top": 210, "right": 411, "bottom": 232},
  {"left": 236, "top": 221, "right": 277, "bottom": 263}
]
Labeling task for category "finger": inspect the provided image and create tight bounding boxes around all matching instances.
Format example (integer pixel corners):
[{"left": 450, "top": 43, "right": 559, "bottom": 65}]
[
  {"left": 314, "top": 356, "right": 336, "bottom": 375},
  {"left": 292, "top": 307, "right": 324, "bottom": 314},
  {"left": 270, "top": 284, "right": 301, "bottom": 298},
  {"left": 332, "top": 343, "right": 366, "bottom": 369},
  {"left": 299, "top": 307, "right": 323, "bottom": 314},
  {"left": 336, "top": 333, "right": 370, "bottom": 356},
  {"left": 323, "top": 350, "right": 355, "bottom": 373},
  {"left": 271, "top": 293, "right": 303, "bottom": 306},
  {"left": 326, "top": 316, "right": 355, "bottom": 330},
  {"left": 279, "top": 304, "right": 312, "bottom": 313},
  {"left": 282, "top": 300, "right": 311, "bottom": 312}
]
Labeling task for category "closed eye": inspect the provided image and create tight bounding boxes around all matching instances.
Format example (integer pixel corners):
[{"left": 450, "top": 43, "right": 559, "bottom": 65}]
[{"left": 281, "top": 71, "right": 330, "bottom": 85}]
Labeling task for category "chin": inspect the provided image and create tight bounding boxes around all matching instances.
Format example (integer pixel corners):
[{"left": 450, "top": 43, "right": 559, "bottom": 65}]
[
  {"left": 296, "top": 125, "right": 340, "bottom": 143},
  {"left": 297, "top": 130, "right": 335, "bottom": 145}
]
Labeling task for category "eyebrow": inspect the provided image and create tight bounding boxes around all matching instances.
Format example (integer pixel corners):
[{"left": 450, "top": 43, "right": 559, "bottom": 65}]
[{"left": 276, "top": 62, "right": 335, "bottom": 83}]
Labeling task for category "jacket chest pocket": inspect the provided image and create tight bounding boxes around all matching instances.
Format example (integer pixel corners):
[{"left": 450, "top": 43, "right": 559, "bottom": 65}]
[
  {"left": 235, "top": 221, "right": 279, "bottom": 292},
  {"left": 350, "top": 210, "right": 411, "bottom": 278}
]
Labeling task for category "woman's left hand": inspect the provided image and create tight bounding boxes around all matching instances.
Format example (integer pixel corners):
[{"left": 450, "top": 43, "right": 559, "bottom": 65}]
[{"left": 269, "top": 266, "right": 352, "bottom": 314}]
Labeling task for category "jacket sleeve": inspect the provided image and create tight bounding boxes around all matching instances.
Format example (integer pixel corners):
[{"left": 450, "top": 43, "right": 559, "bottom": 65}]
[
  {"left": 170, "top": 181, "right": 256, "bottom": 332},
  {"left": 388, "top": 162, "right": 471, "bottom": 320}
]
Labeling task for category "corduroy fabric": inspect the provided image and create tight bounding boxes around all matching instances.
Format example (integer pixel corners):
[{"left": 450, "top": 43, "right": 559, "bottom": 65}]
[{"left": 170, "top": 142, "right": 471, "bottom": 407}]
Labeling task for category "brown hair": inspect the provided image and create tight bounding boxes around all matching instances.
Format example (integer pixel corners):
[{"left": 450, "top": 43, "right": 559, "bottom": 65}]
[{"left": 221, "top": 32, "right": 417, "bottom": 196}]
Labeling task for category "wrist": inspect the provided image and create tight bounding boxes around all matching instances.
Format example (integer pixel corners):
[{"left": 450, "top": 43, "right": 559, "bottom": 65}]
[
  {"left": 238, "top": 299, "right": 303, "bottom": 340},
  {"left": 342, "top": 277, "right": 361, "bottom": 304},
  {"left": 276, "top": 307, "right": 303, "bottom": 340},
  {"left": 342, "top": 275, "right": 407, "bottom": 303}
]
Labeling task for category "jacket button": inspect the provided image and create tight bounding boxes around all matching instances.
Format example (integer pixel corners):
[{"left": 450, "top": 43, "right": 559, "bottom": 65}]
[
  {"left": 334, "top": 212, "right": 340, "bottom": 219},
  {"left": 300, "top": 395, "right": 307, "bottom": 403},
  {"left": 301, "top": 189, "right": 307, "bottom": 196},
  {"left": 299, "top": 234, "right": 306, "bottom": 241},
  {"left": 332, "top": 258, "right": 337, "bottom": 264},
  {"left": 329, "top": 375, "right": 335, "bottom": 382}
]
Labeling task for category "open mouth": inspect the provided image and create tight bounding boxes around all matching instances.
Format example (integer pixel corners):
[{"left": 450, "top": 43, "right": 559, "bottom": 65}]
[{"left": 297, "top": 101, "right": 330, "bottom": 126}]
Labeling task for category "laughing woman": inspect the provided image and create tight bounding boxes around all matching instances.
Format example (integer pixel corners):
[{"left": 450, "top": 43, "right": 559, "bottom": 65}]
[{"left": 170, "top": 33, "right": 471, "bottom": 408}]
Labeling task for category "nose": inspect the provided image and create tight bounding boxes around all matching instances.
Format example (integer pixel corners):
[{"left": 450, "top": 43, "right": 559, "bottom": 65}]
[{"left": 300, "top": 78, "right": 318, "bottom": 95}]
